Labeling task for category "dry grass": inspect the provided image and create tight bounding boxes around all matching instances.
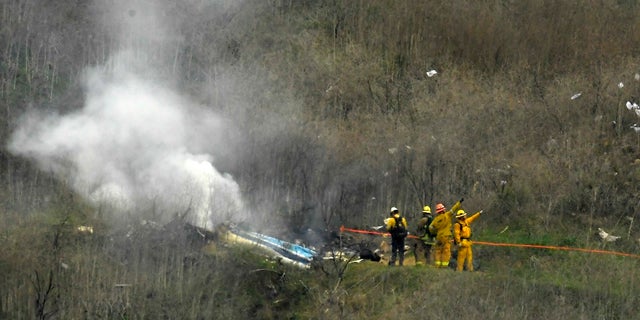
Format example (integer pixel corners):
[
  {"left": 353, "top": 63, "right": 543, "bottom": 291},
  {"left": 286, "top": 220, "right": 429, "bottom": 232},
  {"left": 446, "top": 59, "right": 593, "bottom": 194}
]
[{"left": 2, "top": 0, "right": 640, "bottom": 318}]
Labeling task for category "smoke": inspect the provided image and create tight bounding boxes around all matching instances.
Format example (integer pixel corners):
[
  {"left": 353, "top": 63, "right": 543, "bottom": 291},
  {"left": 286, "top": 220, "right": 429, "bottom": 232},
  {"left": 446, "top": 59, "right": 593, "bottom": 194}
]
[{"left": 7, "top": 0, "right": 246, "bottom": 230}]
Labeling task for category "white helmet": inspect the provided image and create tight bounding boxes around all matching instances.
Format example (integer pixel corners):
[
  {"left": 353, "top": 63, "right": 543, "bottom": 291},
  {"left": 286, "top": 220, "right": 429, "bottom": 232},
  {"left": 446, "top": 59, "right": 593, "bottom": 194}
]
[{"left": 390, "top": 207, "right": 398, "bottom": 213}]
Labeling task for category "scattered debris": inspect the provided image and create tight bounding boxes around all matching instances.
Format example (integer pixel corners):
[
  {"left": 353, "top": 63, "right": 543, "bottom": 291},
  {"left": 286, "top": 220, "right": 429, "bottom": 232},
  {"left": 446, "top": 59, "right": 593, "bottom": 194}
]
[
  {"left": 570, "top": 92, "right": 582, "bottom": 100},
  {"left": 625, "top": 101, "right": 640, "bottom": 118},
  {"left": 598, "top": 228, "right": 621, "bottom": 242},
  {"left": 76, "top": 226, "right": 94, "bottom": 234},
  {"left": 322, "top": 250, "right": 351, "bottom": 261},
  {"left": 325, "top": 85, "right": 336, "bottom": 93},
  {"left": 426, "top": 69, "right": 438, "bottom": 77},
  {"left": 321, "top": 249, "right": 363, "bottom": 263},
  {"left": 359, "top": 248, "right": 381, "bottom": 262},
  {"left": 618, "top": 82, "right": 624, "bottom": 89},
  {"left": 225, "top": 227, "right": 317, "bottom": 269}
]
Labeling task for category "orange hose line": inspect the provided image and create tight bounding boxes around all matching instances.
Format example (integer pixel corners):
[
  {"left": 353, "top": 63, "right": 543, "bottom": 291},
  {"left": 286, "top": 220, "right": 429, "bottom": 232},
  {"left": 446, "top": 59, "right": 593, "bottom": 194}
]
[
  {"left": 339, "top": 226, "right": 420, "bottom": 239},
  {"left": 339, "top": 226, "right": 640, "bottom": 259},
  {"left": 473, "top": 240, "right": 640, "bottom": 259}
]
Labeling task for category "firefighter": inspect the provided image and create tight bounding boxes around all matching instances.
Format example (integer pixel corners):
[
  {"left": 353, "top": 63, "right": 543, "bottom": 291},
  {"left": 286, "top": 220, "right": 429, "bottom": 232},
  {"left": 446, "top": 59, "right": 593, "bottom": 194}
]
[
  {"left": 414, "top": 205, "right": 435, "bottom": 265},
  {"left": 454, "top": 208, "right": 483, "bottom": 272},
  {"left": 428, "top": 199, "right": 463, "bottom": 268},
  {"left": 386, "top": 207, "right": 408, "bottom": 266}
]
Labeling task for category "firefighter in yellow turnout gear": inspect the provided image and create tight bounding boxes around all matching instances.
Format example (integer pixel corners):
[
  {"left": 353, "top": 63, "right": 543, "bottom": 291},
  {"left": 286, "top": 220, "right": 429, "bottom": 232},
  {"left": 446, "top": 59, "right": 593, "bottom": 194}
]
[
  {"left": 414, "top": 205, "right": 435, "bottom": 265},
  {"left": 428, "top": 199, "right": 463, "bottom": 268},
  {"left": 453, "top": 209, "right": 483, "bottom": 272},
  {"left": 386, "top": 207, "right": 408, "bottom": 266}
]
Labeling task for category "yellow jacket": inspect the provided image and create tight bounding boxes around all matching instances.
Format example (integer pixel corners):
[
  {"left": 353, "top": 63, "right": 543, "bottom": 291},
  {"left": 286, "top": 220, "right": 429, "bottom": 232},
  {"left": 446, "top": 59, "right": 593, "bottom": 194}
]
[
  {"left": 428, "top": 201, "right": 462, "bottom": 238},
  {"left": 386, "top": 213, "right": 408, "bottom": 232},
  {"left": 454, "top": 211, "right": 481, "bottom": 245}
]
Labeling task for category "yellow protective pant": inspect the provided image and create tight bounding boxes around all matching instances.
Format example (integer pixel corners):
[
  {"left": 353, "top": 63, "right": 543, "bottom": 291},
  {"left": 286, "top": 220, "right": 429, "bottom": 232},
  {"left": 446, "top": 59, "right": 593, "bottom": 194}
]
[
  {"left": 434, "top": 235, "right": 452, "bottom": 268},
  {"left": 456, "top": 240, "right": 473, "bottom": 271}
]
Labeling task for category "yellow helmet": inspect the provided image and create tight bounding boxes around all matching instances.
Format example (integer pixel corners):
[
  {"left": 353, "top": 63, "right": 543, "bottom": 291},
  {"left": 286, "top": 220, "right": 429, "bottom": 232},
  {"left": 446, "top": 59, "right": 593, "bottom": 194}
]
[
  {"left": 422, "top": 205, "right": 431, "bottom": 214},
  {"left": 455, "top": 209, "right": 467, "bottom": 219}
]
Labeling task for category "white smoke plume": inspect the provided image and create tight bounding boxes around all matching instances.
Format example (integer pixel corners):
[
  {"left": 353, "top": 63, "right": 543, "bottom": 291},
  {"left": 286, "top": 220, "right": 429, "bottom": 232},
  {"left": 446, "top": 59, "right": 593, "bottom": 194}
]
[{"left": 7, "top": 0, "right": 246, "bottom": 230}]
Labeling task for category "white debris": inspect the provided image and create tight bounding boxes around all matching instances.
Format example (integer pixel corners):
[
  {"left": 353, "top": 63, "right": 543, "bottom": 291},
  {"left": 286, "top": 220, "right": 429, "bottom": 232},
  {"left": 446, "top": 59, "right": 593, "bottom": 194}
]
[
  {"left": 426, "top": 70, "right": 438, "bottom": 77},
  {"left": 322, "top": 250, "right": 357, "bottom": 261},
  {"left": 618, "top": 82, "right": 625, "bottom": 88},
  {"left": 625, "top": 101, "right": 640, "bottom": 117},
  {"left": 571, "top": 92, "right": 582, "bottom": 100},
  {"left": 631, "top": 124, "right": 640, "bottom": 133},
  {"left": 372, "top": 225, "right": 385, "bottom": 231},
  {"left": 325, "top": 85, "right": 339, "bottom": 93},
  {"left": 598, "top": 228, "right": 621, "bottom": 242},
  {"left": 76, "top": 226, "right": 94, "bottom": 234},
  {"left": 635, "top": 73, "right": 640, "bottom": 81}
]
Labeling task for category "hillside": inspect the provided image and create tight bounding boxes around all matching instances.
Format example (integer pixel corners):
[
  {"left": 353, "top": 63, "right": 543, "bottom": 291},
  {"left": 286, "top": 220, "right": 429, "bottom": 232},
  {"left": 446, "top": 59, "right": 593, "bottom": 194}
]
[
  {"left": 1, "top": 0, "right": 639, "bottom": 318},
  {"left": 2, "top": 216, "right": 637, "bottom": 319}
]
